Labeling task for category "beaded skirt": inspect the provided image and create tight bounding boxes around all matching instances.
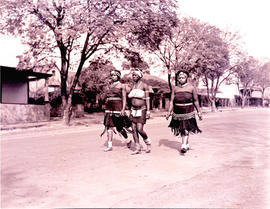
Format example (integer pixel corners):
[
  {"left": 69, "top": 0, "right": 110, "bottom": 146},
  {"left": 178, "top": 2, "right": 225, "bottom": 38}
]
[
  {"left": 168, "top": 104, "right": 202, "bottom": 136},
  {"left": 104, "top": 100, "right": 131, "bottom": 131}
]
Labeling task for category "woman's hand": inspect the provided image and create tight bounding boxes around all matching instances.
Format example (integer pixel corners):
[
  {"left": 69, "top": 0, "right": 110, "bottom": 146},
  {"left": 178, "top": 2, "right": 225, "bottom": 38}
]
[
  {"left": 166, "top": 112, "right": 172, "bottom": 120},
  {"left": 198, "top": 112, "right": 203, "bottom": 120},
  {"left": 146, "top": 110, "right": 151, "bottom": 119},
  {"left": 120, "top": 109, "right": 125, "bottom": 116}
]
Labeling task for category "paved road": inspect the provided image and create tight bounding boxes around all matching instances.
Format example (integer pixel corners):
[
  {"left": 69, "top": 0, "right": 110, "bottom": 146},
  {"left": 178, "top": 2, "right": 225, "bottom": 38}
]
[{"left": 1, "top": 108, "right": 270, "bottom": 208}]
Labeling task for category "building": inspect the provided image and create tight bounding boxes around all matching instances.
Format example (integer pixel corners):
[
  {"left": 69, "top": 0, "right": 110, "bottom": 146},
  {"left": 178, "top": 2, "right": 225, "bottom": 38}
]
[{"left": 0, "top": 66, "right": 52, "bottom": 125}]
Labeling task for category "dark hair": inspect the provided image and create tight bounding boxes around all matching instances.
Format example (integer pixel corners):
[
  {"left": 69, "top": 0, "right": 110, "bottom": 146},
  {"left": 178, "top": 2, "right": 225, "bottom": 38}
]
[
  {"left": 110, "top": 70, "right": 121, "bottom": 80},
  {"left": 175, "top": 70, "right": 189, "bottom": 85}
]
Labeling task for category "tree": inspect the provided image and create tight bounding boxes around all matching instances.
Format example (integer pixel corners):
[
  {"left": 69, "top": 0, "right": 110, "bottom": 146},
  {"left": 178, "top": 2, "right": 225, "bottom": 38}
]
[
  {"left": 255, "top": 62, "right": 270, "bottom": 106},
  {"left": 129, "top": 16, "right": 236, "bottom": 113},
  {"left": 131, "top": 13, "right": 244, "bottom": 112},
  {"left": 79, "top": 57, "right": 115, "bottom": 111},
  {"left": 128, "top": 17, "right": 202, "bottom": 91},
  {"left": 233, "top": 56, "right": 259, "bottom": 108},
  {"left": 122, "top": 7, "right": 182, "bottom": 91},
  {"left": 192, "top": 25, "right": 234, "bottom": 112},
  {"left": 0, "top": 0, "right": 177, "bottom": 125},
  {"left": 142, "top": 17, "right": 233, "bottom": 112},
  {"left": 120, "top": 48, "right": 149, "bottom": 72}
]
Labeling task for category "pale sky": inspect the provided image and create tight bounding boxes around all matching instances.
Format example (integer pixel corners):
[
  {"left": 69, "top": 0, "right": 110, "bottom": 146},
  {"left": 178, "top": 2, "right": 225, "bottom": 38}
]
[
  {"left": 178, "top": 0, "right": 270, "bottom": 60},
  {"left": 1, "top": 0, "right": 270, "bottom": 67}
]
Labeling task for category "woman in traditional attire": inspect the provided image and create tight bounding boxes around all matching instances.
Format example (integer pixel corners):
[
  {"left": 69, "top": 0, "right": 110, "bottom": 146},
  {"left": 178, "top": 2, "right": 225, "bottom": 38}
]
[
  {"left": 128, "top": 69, "right": 151, "bottom": 154},
  {"left": 102, "top": 70, "right": 131, "bottom": 151},
  {"left": 166, "top": 70, "right": 202, "bottom": 153}
]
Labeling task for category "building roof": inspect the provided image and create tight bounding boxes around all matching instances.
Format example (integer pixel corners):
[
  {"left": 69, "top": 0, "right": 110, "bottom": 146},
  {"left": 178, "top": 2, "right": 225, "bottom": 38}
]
[
  {"left": 122, "top": 73, "right": 170, "bottom": 93},
  {"left": 0, "top": 65, "right": 52, "bottom": 81}
]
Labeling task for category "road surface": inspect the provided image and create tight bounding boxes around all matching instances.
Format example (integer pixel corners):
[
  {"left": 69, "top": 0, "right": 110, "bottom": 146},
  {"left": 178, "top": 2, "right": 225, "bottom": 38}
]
[{"left": 1, "top": 108, "right": 270, "bottom": 208}]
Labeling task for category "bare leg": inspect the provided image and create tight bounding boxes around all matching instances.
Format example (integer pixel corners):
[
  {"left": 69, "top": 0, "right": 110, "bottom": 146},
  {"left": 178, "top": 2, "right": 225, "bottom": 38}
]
[
  {"left": 131, "top": 122, "right": 141, "bottom": 154},
  {"left": 137, "top": 123, "right": 151, "bottom": 153},
  {"left": 181, "top": 131, "right": 189, "bottom": 153},
  {"left": 137, "top": 123, "right": 148, "bottom": 139},
  {"left": 131, "top": 123, "right": 139, "bottom": 143},
  {"left": 182, "top": 134, "right": 189, "bottom": 146},
  {"left": 126, "top": 136, "right": 132, "bottom": 149},
  {"left": 104, "top": 128, "right": 113, "bottom": 152}
]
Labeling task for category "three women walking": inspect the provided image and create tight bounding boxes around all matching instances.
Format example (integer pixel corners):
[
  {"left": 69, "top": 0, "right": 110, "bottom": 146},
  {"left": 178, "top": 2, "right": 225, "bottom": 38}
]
[{"left": 101, "top": 68, "right": 202, "bottom": 155}]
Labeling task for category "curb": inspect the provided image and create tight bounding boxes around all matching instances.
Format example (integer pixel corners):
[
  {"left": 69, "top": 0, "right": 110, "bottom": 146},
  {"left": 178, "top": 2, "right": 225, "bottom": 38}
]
[{"left": 1, "top": 107, "right": 261, "bottom": 132}]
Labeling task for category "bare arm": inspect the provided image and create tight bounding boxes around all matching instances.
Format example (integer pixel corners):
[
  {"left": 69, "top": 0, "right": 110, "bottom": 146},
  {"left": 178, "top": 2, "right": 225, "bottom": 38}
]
[
  {"left": 144, "top": 83, "right": 150, "bottom": 112},
  {"left": 166, "top": 86, "right": 175, "bottom": 119},
  {"left": 121, "top": 83, "right": 127, "bottom": 113},
  {"left": 193, "top": 86, "right": 202, "bottom": 120}
]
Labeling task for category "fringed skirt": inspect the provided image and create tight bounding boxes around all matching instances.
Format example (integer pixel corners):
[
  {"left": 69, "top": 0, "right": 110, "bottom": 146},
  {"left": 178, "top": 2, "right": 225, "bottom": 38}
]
[
  {"left": 169, "top": 105, "right": 202, "bottom": 136},
  {"left": 104, "top": 99, "right": 131, "bottom": 131}
]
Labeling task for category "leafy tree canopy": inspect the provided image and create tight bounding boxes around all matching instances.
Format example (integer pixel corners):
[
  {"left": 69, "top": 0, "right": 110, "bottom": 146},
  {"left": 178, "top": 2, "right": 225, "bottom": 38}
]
[{"left": 0, "top": 0, "right": 177, "bottom": 124}]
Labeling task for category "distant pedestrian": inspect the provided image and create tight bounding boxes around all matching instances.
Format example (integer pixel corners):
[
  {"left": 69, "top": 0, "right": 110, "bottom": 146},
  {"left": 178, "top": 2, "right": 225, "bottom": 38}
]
[
  {"left": 128, "top": 69, "right": 151, "bottom": 154},
  {"left": 102, "top": 70, "right": 132, "bottom": 152},
  {"left": 166, "top": 69, "right": 202, "bottom": 153}
]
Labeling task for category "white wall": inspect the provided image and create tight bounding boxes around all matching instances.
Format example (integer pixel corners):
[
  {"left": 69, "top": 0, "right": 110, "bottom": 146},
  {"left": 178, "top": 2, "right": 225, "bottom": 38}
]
[{"left": 216, "top": 84, "right": 239, "bottom": 99}]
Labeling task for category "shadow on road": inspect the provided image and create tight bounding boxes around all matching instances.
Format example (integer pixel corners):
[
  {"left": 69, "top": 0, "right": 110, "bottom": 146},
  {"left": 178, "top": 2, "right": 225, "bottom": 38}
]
[
  {"left": 158, "top": 138, "right": 180, "bottom": 151},
  {"left": 158, "top": 138, "right": 190, "bottom": 156},
  {"left": 102, "top": 138, "right": 127, "bottom": 147}
]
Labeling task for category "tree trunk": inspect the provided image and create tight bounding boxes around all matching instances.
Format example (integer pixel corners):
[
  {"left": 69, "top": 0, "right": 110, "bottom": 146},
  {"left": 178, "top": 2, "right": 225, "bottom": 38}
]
[
  {"left": 168, "top": 72, "right": 172, "bottom": 93},
  {"left": 261, "top": 89, "right": 265, "bottom": 107},
  {"left": 206, "top": 82, "right": 217, "bottom": 112},
  {"left": 64, "top": 59, "right": 86, "bottom": 125},
  {"left": 210, "top": 99, "right": 217, "bottom": 112},
  {"left": 208, "top": 96, "right": 217, "bottom": 112},
  {"left": 63, "top": 94, "right": 73, "bottom": 125},
  {"left": 241, "top": 95, "right": 246, "bottom": 108}
]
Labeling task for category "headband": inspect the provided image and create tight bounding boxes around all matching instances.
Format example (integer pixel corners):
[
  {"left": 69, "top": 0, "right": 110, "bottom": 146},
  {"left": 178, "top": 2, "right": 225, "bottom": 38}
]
[
  {"left": 176, "top": 70, "right": 189, "bottom": 77},
  {"left": 179, "top": 71, "right": 188, "bottom": 77},
  {"left": 111, "top": 70, "right": 121, "bottom": 77},
  {"left": 132, "top": 69, "right": 143, "bottom": 78}
]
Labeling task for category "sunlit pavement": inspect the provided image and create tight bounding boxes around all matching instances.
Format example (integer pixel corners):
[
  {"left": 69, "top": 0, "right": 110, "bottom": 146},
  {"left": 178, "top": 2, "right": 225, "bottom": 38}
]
[{"left": 1, "top": 108, "right": 270, "bottom": 208}]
